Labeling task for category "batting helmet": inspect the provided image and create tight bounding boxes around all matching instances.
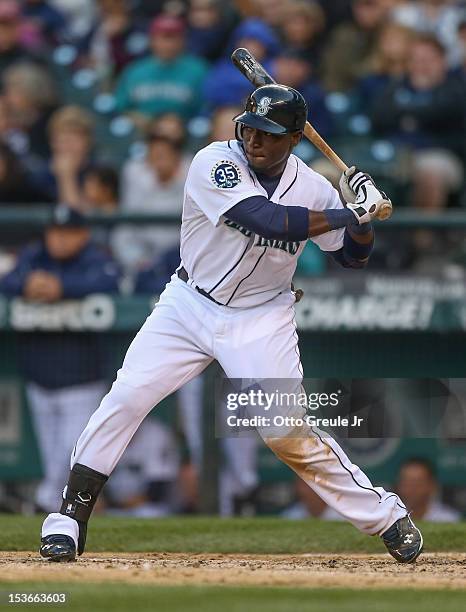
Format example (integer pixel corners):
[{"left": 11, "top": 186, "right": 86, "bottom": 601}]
[{"left": 233, "top": 84, "right": 307, "bottom": 135}]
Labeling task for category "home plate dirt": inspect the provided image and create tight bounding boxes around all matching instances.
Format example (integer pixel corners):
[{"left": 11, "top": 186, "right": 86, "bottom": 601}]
[{"left": 1, "top": 552, "right": 465, "bottom": 590}]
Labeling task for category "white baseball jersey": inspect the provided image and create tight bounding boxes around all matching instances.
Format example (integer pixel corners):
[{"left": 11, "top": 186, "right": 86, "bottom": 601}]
[{"left": 180, "top": 140, "right": 345, "bottom": 307}]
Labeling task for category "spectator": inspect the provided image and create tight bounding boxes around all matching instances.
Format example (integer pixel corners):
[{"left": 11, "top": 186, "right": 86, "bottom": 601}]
[
  {"left": 115, "top": 15, "right": 208, "bottom": 126},
  {"left": 0, "top": 96, "right": 11, "bottom": 139},
  {"left": 82, "top": 164, "right": 119, "bottom": 214},
  {"left": 457, "top": 18, "right": 466, "bottom": 78},
  {"left": 134, "top": 245, "right": 180, "bottom": 295},
  {"left": 0, "top": 94, "right": 27, "bottom": 160},
  {"left": 187, "top": 0, "right": 235, "bottom": 62},
  {"left": 321, "top": 0, "right": 390, "bottom": 91},
  {"left": 209, "top": 105, "right": 242, "bottom": 142},
  {"left": 112, "top": 117, "right": 190, "bottom": 274},
  {"left": 48, "top": 0, "right": 96, "bottom": 40},
  {"left": 371, "top": 35, "right": 465, "bottom": 211},
  {"left": 357, "top": 22, "right": 415, "bottom": 107},
  {"left": 253, "top": 0, "right": 292, "bottom": 30},
  {"left": 0, "top": 204, "right": 120, "bottom": 512},
  {"left": 271, "top": 50, "right": 333, "bottom": 138},
  {"left": 0, "top": 0, "right": 41, "bottom": 73},
  {"left": 177, "top": 461, "right": 200, "bottom": 514},
  {"left": 396, "top": 458, "right": 461, "bottom": 522},
  {"left": 2, "top": 62, "right": 58, "bottom": 159},
  {"left": 371, "top": 20, "right": 414, "bottom": 78},
  {"left": 22, "top": 0, "right": 68, "bottom": 47},
  {"left": 103, "top": 417, "right": 180, "bottom": 517},
  {"left": 82, "top": 163, "right": 119, "bottom": 253},
  {"left": 46, "top": 105, "right": 95, "bottom": 206},
  {"left": 392, "top": 0, "right": 465, "bottom": 68},
  {"left": 203, "top": 18, "right": 279, "bottom": 110},
  {"left": 79, "top": 0, "right": 148, "bottom": 84},
  {"left": 282, "top": 477, "right": 344, "bottom": 520},
  {"left": 280, "top": 0, "right": 326, "bottom": 69},
  {"left": 232, "top": 18, "right": 279, "bottom": 61},
  {"left": 143, "top": 111, "right": 186, "bottom": 143},
  {"left": 316, "top": 0, "right": 352, "bottom": 33},
  {"left": 220, "top": 436, "right": 259, "bottom": 516},
  {"left": 131, "top": 0, "right": 171, "bottom": 20},
  {"left": 0, "top": 141, "right": 51, "bottom": 203}
]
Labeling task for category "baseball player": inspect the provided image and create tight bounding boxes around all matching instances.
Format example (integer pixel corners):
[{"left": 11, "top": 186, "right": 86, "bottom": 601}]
[{"left": 39, "top": 85, "right": 423, "bottom": 564}]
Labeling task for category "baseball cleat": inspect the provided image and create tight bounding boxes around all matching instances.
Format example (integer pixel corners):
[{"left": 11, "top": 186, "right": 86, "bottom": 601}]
[
  {"left": 40, "top": 534, "right": 76, "bottom": 562},
  {"left": 382, "top": 515, "right": 423, "bottom": 563}
]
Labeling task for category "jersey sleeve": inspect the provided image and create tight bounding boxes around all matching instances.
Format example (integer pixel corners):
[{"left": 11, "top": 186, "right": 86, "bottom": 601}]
[
  {"left": 185, "top": 147, "right": 261, "bottom": 226},
  {"left": 309, "top": 180, "right": 345, "bottom": 253}
]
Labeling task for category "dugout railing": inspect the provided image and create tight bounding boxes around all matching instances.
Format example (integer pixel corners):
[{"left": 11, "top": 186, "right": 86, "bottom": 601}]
[{"left": 2, "top": 206, "right": 466, "bottom": 228}]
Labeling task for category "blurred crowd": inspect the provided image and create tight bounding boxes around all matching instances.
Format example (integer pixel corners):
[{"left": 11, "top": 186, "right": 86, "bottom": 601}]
[
  {"left": 0, "top": 0, "right": 465, "bottom": 518},
  {"left": 0, "top": 0, "right": 463, "bottom": 278}
]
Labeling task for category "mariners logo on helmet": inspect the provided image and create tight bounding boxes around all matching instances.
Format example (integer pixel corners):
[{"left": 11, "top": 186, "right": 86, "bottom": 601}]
[
  {"left": 256, "top": 97, "right": 272, "bottom": 117},
  {"left": 233, "top": 84, "right": 307, "bottom": 135}
]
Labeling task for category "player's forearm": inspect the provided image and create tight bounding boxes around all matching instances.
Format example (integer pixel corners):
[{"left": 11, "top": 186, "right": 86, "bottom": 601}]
[
  {"left": 226, "top": 196, "right": 363, "bottom": 242},
  {"left": 347, "top": 222, "right": 374, "bottom": 243},
  {"left": 344, "top": 225, "right": 374, "bottom": 267},
  {"left": 306, "top": 211, "right": 332, "bottom": 237},
  {"left": 308, "top": 208, "right": 372, "bottom": 239},
  {"left": 329, "top": 225, "right": 374, "bottom": 269}
]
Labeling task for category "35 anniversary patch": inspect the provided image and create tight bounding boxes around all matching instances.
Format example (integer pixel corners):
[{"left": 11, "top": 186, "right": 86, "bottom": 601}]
[{"left": 211, "top": 161, "right": 242, "bottom": 189}]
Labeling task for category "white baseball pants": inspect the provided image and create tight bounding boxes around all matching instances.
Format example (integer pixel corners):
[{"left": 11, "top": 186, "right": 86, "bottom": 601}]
[{"left": 47, "top": 276, "right": 407, "bottom": 536}]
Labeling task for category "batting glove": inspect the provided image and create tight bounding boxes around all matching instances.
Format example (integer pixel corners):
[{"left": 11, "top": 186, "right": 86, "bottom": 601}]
[{"left": 340, "top": 166, "right": 391, "bottom": 224}]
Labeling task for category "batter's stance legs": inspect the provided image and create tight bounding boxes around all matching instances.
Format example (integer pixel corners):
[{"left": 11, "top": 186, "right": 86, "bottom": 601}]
[
  {"left": 41, "top": 280, "right": 214, "bottom": 560},
  {"left": 39, "top": 280, "right": 422, "bottom": 563}
]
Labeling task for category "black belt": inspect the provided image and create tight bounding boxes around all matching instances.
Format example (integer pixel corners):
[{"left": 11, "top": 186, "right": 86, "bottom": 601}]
[{"left": 177, "top": 267, "right": 224, "bottom": 306}]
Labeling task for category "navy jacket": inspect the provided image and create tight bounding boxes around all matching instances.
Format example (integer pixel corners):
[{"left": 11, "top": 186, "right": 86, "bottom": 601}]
[
  {"left": 203, "top": 19, "right": 279, "bottom": 111},
  {"left": 370, "top": 74, "right": 466, "bottom": 156},
  {"left": 0, "top": 240, "right": 120, "bottom": 389},
  {"left": 0, "top": 240, "right": 120, "bottom": 298},
  {"left": 134, "top": 247, "right": 180, "bottom": 295}
]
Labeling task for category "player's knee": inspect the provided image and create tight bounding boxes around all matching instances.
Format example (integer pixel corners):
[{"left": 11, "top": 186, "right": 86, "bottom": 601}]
[
  {"left": 263, "top": 435, "right": 298, "bottom": 458},
  {"left": 102, "top": 379, "right": 157, "bottom": 417}
]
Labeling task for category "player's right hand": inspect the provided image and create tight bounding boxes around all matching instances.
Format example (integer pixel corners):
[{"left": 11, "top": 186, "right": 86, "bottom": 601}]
[{"left": 340, "top": 166, "right": 391, "bottom": 224}]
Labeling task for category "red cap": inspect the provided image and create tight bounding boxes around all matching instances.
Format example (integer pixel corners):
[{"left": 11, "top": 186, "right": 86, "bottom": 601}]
[
  {"left": 150, "top": 15, "right": 185, "bottom": 36},
  {"left": 0, "top": 0, "right": 20, "bottom": 22}
]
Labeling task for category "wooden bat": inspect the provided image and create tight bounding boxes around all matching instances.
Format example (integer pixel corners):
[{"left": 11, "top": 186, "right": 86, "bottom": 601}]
[{"left": 231, "top": 47, "right": 393, "bottom": 221}]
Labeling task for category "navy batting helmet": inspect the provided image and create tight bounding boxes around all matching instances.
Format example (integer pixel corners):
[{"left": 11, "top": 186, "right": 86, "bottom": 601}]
[{"left": 233, "top": 84, "right": 307, "bottom": 135}]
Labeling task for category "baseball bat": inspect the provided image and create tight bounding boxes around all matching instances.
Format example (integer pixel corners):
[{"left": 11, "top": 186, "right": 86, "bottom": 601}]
[{"left": 231, "top": 47, "right": 393, "bottom": 221}]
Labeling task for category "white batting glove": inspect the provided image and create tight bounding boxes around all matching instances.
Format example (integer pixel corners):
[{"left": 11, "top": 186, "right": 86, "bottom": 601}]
[{"left": 340, "top": 166, "right": 391, "bottom": 224}]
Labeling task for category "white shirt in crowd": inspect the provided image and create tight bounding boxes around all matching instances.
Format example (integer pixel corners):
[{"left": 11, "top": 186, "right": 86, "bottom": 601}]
[
  {"left": 422, "top": 499, "right": 462, "bottom": 522},
  {"left": 392, "top": 2, "right": 464, "bottom": 67},
  {"left": 112, "top": 154, "right": 191, "bottom": 273},
  {"left": 282, "top": 502, "right": 344, "bottom": 521}
]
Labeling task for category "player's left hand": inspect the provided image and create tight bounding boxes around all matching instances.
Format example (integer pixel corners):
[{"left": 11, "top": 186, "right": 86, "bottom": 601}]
[
  {"left": 339, "top": 166, "right": 374, "bottom": 204},
  {"left": 340, "top": 166, "right": 391, "bottom": 224}
]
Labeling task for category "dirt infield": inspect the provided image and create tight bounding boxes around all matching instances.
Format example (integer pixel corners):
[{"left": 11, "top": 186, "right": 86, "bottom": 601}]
[{"left": 1, "top": 552, "right": 465, "bottom": 590}]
